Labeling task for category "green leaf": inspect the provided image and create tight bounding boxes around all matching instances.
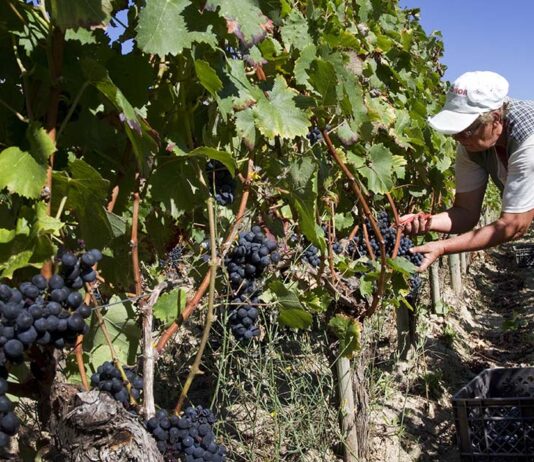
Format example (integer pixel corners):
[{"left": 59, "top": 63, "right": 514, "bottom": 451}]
[
  {"left": 270, "top": 280, "right": 304, "bottom": 310},
  {"left": 359, "top": 143, "right": 393, "bottom": 194},
  {"left": 52, "top": 159, "right": 113, "bottom": 249},
  {"left": 280, "top": 9, "right": 312, "bottom": 51},
  {"left": 136, "top": 0, "right": 215, "bottom": 56},
  {"left": 195, "top": 60, "right": 223, "bottom": 98},
  {"left": 328, "top": 314, "right": 361, "bottom": 358},
  {"left": 0, "top": 250, "right": 34, "bottom": 279},
  {"left": 285, "top": 158, "right": 326, "bottom": 253},
  {"left": 308, "top": 59, "right": 337, "bottom": 106},
  {"left": 0, "top": 148, "right": 47, "bottom": 198},
  {"left": 84, "top": 296, "right": 139, "bottom": 367},
  {"left": 294, "top": 44, "right": 317, "bottom": 91},
  {"left": 153, "top": 288, "right": 187, "bottom": 325},
  {"left": 49, "top": 0, "right": 112, "bottom": 30},
  {"left": 300, "top": 288, "right": 332, "bottom": 313},
  {"left": 180, "top": 146, "right": 237, "bottom": 177},
  {"left": 81, "top": 58, "right": 156, "bottom": 176},
  {"left": 278, "top": 307, "right": 313, "bottom": 329},
  {"left": 149, "top": 156, "right": 207, "bottom": 217},
  {"left": 388, "top": 256, "right": 417, "bottom": 274},
  {"left": 26, "top": 123, "right": 55, "bottom": 164},
  {"left": 207, "top": 0, "right": 269, "bottom": 46},
  {"left": 269, "top": 281, "right": 313, "bottom": 329},
  {"left": 253, "top": 76, "right": 310, "bottom": 140},
  {"left": 234, "top": 108, "right": 256, "bottom": 150}
]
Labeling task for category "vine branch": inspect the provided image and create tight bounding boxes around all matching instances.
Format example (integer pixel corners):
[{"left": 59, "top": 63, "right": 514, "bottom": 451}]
[{"left": 174, "top": 198, "right": 218, "bottom": 415}]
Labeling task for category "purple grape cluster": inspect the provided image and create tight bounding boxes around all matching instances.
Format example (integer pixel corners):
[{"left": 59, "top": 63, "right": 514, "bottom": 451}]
[
  {"left": 90, "top": 361, "right": 143, "bottom": 407},
  {"left": 302, "top": 244, "right": 321, "bottom": 267},
  {"left": 0, "top": 250, "right": 101, "bottom": 363},
  {"left": 160, "top": 246, "right": 183, "bottom": 270},
  {"left": 306, "top": 126, "right": 323, "bottom": 145},
  {"left": 228, "top": 294, "right": 261, "bottom": 340},
  {"left": 206, "top": 161, "right": 235, "bottom": 206},
  {"left": 0, "top": 368, "right": 18, "bottom": 449},
  {"left": 225, "top": 226, "right": 279, "bottom": 295},
  {"left": 347, "top": 212, "right": 423, "bottom": 296},
  {"left": 224, "top": 226, "right": 279, "bottom": 341},
  {"left": 146, "top": 406, "right": 226, "bottom": 461}
]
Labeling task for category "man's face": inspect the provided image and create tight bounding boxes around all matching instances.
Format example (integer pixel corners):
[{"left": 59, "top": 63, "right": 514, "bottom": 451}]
[{"left": 453, "top": 112, "right": 503, "bottom": 152}]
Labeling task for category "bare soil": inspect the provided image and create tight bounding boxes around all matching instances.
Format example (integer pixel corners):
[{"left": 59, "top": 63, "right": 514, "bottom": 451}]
[{"left": 368, "top": 241, "right": 534, "bottom": 461}]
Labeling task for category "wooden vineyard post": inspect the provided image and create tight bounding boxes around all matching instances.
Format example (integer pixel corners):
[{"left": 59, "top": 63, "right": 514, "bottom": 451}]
[
  {"left": 429, "top": 262, "right": 443, "bottom": 314},
  {"left": 449, "top": 253, "right": 463, "bottom": 296},
  {"left": 337, "top": 356, "right": 358, "bottom": 462},
  {"left": 460, "top": 252, "right": 468, "bottom": 274}
]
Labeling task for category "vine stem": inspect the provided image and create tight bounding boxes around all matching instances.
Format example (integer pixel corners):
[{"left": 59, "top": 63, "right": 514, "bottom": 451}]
[
  {"left": 141, "top": 282, "right": 167, "bottom": 419},
  {"left": 41, "top": 26, "right": 65, "bottom": 279},
  {"left": 131, "top": 191, "right": 142, "bottom": 296},
  {"left": 174, "top": 198, "right": 218, "bottom": 415},
  {"left": 327, "top": 201, "right": 338, "bottom": 286},
  {"left": 321, "top": 129, "right": 387, "bottom": 320},
  {"left": 73, "top": 290, "right": 92, "bottom": 391},
  {"left": 155, "top": 156, "right": 254, "bottom": 354}
]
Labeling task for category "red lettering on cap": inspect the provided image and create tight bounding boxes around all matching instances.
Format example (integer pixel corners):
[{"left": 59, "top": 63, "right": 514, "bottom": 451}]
[{"left": 449, "top": 87, "right": 467, "bottom": 96}]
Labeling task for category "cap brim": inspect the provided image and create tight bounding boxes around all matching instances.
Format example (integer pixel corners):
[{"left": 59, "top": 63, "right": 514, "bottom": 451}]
[{"left": 428, "top": 110, "right": 480, "bottom": 135}]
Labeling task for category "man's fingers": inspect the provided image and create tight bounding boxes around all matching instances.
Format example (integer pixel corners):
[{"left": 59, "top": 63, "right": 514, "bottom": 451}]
[{"left": 399, "top": 213, "right": 417, "bottom": 224}]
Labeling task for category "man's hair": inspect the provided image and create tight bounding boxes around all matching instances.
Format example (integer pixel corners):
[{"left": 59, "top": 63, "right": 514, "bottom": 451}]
[{"left": 478, "top": 102, "right": 509, "bottom": 124}]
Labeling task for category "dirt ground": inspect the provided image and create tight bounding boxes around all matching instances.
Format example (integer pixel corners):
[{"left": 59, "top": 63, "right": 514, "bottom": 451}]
[{"left": 368, "top": 240, "right": 534, "bottom": 462}]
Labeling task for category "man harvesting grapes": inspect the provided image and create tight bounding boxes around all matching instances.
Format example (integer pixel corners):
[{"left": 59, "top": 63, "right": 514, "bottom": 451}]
[{"left": 401, "top": 71, "right": 534, "bottom": 270}]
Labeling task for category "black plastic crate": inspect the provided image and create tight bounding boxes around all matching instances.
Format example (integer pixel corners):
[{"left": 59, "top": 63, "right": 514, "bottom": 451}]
[
  {"left": 453, "top": 368, "right": 534, "bottom": 460},
  {"left": 512, "top": 244, "right": 534, "bottom": 267}
]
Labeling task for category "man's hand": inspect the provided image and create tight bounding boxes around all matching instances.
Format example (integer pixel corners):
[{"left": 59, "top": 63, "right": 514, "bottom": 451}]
[
  {"left": 410, "top": 241, "right": 445, "bottom": 271},
  {"left": 399, "top": 212, "right": 433, "bottom": 235}
]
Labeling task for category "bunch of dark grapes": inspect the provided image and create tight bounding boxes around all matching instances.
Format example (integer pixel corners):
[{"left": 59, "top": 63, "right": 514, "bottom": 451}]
[
  {"left": 321, "top": 224, "right": 343, "bottom": 255},
  {"left": 227, "top": 294, "right": 261, "bottom": 341},
  {"left": 0, "top": 368, "right": 18, "bottom": 449},
  {"left": 58, "top": 248, "right": 102, "bottom": 288},
  {"left": 225, "top": 226, "right": 279, "bottom": 295},
  {"left": 146, "top": 406, "right": 226, "bottom": 461},
  {"left": 347, "top": 212, "right": 423, "bottom": 295},
  {"left": 90, "top": 361, "right": 143, "bottom": 408},
  {"left": 160, "top": 246, "right": 183, "bottom": 270},
  {"left": 206, "top": 161, "right": 235, "bottom": 206},
  {"left": 301, "top": 244, "right": 321, "bottom": 267},
  {"left": 0, "top": 249, "right": 101, "bottom": 363},
  {"left": 306, "top": 126, "right": 323, "bottom": 145}
]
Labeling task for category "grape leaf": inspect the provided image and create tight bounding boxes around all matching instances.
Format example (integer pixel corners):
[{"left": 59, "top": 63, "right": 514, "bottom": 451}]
[
  {"left": 81, "top": 58, "right": 157, "bottom": 177},
  {"left": 52, "top": 159, "right": 113, "bottom": 249},
  {"left": 153, "top": 288, "right": 187, "bottom": 325},
  {"left": 234, "top": 108, "right": 256, "bottom": 150},
  {"left": 0, "top": 147, "right": 47, "bottom": 199},
  {"left": 206, "top": 0, "right": 270, "bottom": 46},
  {"left": 27, "top": 123, "right": 55, "bottom": 164},
  {"left": 195, "top": 60, "right": 223, "bottom": 98},
  {"left": 294, "top": 44, "right": 317, "bottom": 91},
  {"left": 359, "top": 143, "right": 393, "bottom": 194},
  {"left": 253, "top": 76, "right": 310, "bottom": 140},
  {"left": 84, "top": 296, "right": 139, "bottom": 367},
  {"left": 280, "top": 9, "right": 312, "bottom": 51},
  {"left": 328, "top": 314, "right": 361, "bottom": 358},
  {"left": 49, "top": 0, "right": 112, "bottom": 30},
  {"left": 136, "top": 0, "right": 215, "bottom": 56}
]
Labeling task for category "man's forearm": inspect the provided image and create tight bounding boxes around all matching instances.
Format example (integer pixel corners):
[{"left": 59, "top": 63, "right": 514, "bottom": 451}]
[
  {"left": 439, "top": 219, "right": 515, "bottom": 255},
  {"left": 430, "top": 207, "right": 480, "bottom": 234}
]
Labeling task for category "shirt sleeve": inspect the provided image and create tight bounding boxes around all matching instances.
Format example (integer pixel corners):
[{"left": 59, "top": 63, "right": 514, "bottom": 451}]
[
  {"left": 502, "top": 133, "right": 534, "bottom": 213},
  {"left": 454, "top": 145, "right": 488, "bottom": 193}
]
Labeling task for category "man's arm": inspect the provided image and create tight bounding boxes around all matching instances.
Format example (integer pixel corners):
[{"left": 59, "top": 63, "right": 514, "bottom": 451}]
[
  {"left": 412, "top": 208, "right": 534, "bottom": 270},
  {"left": 401, "top": 185, "right": 486, "bottom": 234}
]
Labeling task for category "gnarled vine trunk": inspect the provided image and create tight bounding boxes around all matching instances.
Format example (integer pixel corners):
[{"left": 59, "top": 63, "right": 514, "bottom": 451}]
[{"left": 47, "top": 384, "right": 163, "bottom": 462}]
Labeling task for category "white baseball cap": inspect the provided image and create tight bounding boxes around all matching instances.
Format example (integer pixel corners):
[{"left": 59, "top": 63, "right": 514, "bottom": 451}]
[{"left": 428, "top": 71, "right": 509, "bottom": 135}]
